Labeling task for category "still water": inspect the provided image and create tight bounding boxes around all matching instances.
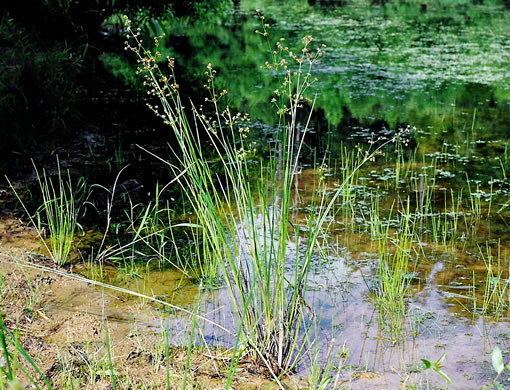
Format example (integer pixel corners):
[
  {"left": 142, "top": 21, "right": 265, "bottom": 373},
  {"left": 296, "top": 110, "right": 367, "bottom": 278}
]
[{"left": 87, "top": 0, "right": 510, "bottom": 387}]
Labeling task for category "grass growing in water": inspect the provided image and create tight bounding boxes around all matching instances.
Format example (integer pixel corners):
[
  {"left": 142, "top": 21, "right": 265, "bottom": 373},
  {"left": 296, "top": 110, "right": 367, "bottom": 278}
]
[
  {"left": 122, "top": 13, "right": 392, "bottom": 376},
  {"left": 477, "top": 241, "right": 510, "bottom": 317},
  {"left": 373, "top": 202, "right": 415, "bottom": 339},
  {"left": 7, "top": 159, "right": 85, "bottom": 265}
]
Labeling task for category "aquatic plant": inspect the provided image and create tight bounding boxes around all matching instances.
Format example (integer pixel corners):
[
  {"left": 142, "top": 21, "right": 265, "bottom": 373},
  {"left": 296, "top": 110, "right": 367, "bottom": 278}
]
[
  {"left": 304, "top": 326, "right": 341, "bottom": 390},
  {"left": 7, "top": 159, "right": 85, "bottom": 265},
  {"left": 374, "top": 201, "right": 415, "bottom": 339},
  {"left": 420, "top": 351, "right": 452, "bottom": 385},
  {"left": 489, "top": 346, "right": 510, "bottom": 388},
  {"left": 124, "top": 8, "right": 417, "bottom": 374},
  {"left": 106, "top": 144, "right": 128, "bottom": 173},
  {"left": 122, "top": 12, "right": 387, "bottom": 377},
  {"left": 34, "top": 162, "right": 85, "bottom": 265},
  {"left": 479, "top": 242, "right": 510, "bottom": 317}
]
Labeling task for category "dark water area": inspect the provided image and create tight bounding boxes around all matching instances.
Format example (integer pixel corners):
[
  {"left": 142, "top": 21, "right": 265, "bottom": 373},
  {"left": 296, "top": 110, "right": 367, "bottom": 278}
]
[
  {"left": 3, "top": 0, "right": 510, "bottom": 194},
  {"left": 94, "top": 0, "right": 510, "bottom": 191}
]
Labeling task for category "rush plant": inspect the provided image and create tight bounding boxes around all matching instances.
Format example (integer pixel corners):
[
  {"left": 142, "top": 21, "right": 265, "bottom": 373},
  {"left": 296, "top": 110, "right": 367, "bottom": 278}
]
[
  {"left": 124, "top": 13, "right": 397, "bottom": 377},
  {"left": 7, "top": 159, "right": 85, "bottom": 265}
]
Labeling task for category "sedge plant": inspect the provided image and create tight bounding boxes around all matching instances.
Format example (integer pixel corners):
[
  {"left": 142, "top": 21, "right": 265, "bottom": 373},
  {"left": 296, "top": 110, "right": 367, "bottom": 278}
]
[
  {"left": 124, "top": 13, "right": 402, "bottom": 377},
  {"left": 7, "top": 159, "right": 85, "bottom": 265}
]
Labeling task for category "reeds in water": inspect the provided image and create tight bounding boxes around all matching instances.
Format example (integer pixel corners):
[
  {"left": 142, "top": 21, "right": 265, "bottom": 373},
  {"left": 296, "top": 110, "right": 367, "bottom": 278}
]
[
  {"left": 7, "top": 159, "right": 85, "bottom": 265},
  {"left": 122, "top": 13, "right": 381, "bottom": 376}
]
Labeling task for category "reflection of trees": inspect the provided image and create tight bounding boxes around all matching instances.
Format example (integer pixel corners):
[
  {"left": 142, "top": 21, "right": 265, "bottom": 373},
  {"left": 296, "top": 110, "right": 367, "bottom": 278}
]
[{"left": 159, "top": 0, "right": 510, "bottom": 157}]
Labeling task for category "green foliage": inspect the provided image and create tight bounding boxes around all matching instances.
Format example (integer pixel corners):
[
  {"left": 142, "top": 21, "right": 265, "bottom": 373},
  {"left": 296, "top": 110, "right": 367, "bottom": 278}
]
[
  {"left": 488, "top": 346, "right": 510, "bottom": 388},
  {"left": 100, "top": 53, "right": 142, "bottom": 89},
  {"left": 104, "top": 325, "right": 117, "bottom": 390},
  {"left": 492, "top": 347, "right": 506, "bottom": 376},
  {"left": 0, "top": 313, "right": 53, "bottom": 389},
  {"left": 162, "top": 0, "right": 510, "bottom": 153},
  {"left": 421, "top": 351, "right": 452, "bottom": 384},
  {"left": 477, "top": 242, "right": 510, "bottom": 317},
  {"left": 372, "top": 200, "right": 415, "bottom": 340},
  {"left": 125, "top": 8, "right": 397, "bottom": 376},
  {"left": 0, "top": 0, "right": 231, "bottom": 160},
  {"left": 125, "top": 13, "right": 331, "bottom": 375},
  {"left": 33, "top": 161, "right": 85, "bottom": 265}
]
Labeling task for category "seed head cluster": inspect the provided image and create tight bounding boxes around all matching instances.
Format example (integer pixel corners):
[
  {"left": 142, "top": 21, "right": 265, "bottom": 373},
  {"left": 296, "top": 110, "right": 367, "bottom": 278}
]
[
  {"left": 253, "top": 11, "right": 326, "bottom": 117},
  {"left": 123, "top": 12, "right": 329, "bottom": 160}
]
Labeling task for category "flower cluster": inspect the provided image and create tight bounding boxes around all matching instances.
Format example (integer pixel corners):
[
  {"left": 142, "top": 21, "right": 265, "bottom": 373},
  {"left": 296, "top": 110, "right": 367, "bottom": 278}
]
[
  {"left": 196, "top": 61, "right": 258, "bottom": 160},
  {"left": 254, "top": 11, "right": 326, "bottom": 117},
  {"left": 122, "top": 16, "right": 186, "bottom": 129},
  {"left": 203, "top": 64, "right": 228, "bottom": 104},
  {"left": 317, "top": 163, "right": 329, "bottom": 183}
]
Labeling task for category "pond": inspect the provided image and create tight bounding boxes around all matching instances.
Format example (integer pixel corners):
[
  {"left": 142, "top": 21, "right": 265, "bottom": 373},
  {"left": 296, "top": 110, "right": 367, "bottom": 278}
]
[{"left": 7, "top": 0, "right": 510, "bottom": 388}]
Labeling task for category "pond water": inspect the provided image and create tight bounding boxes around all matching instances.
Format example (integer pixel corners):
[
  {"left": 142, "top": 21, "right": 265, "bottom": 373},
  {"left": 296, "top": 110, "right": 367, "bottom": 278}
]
[{"left": 33, "top": 0, "right": 510, "bottom": 388}]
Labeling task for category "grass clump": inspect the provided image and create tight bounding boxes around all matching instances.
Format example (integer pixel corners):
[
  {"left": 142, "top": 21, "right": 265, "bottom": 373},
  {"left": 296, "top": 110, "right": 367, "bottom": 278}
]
[
  {"left": 372, "top": 202, "right": 415, "bottom": 340},
  {"left": 124, "top": 8, "right": 407, "bottom": 378},
  {"left": 122, "top": 13, "right": 349, "bottom": 376},
  {"left": 33, "top": 161, "right": 85, "bottom": 265},
  {"left": 477, "top": 241, "right": 510, "bottom": 317},
  {"left": 7, "top": 159, "right": 85, "bottom": 266}
]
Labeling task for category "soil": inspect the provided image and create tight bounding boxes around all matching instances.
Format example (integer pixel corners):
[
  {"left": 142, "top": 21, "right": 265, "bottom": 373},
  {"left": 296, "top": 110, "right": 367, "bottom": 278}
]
[{"left": 0, "top": 214, "right": 305, "bottom": 389}]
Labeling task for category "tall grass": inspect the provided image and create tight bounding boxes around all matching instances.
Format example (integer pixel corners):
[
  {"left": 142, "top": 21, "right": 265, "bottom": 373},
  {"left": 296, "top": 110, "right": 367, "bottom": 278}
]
[
  {"left": 123, "top": 11, "right": 408, "bottom": 376},
  {"left": 122, "top": 14, "right": 389, "bottom": 376},
  {"left": 34, "top": 161, "right": 84, "bottom": 265}
]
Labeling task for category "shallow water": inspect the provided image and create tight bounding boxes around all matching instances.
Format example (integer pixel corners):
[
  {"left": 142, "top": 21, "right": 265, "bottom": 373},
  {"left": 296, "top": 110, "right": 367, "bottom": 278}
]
[{"left": 30, "top": 0, "right": 510, "bottom": 387}]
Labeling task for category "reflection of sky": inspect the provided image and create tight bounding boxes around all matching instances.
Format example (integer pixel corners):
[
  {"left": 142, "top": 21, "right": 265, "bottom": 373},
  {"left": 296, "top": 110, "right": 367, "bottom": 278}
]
[
  {"left": 139, "top": 234, "right": 510, "bottom": 389},
  {"left": 123, "top": 3, "right": 510, "bottom": 386},
  {"left": 157, "top": 0, "right": 510, "bottom": 141},
  {"left": 235, "top": 0, "right": 510, "bottom": 132},
  {"left": 69, "top": 172, "right": 510, "bottom": 387}
]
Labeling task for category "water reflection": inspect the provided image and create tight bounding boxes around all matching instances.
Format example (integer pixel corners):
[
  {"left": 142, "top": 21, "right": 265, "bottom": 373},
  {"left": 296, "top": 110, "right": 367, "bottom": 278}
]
[{"left": 89, "top": 0, "right": 510, "bottom": 385}]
